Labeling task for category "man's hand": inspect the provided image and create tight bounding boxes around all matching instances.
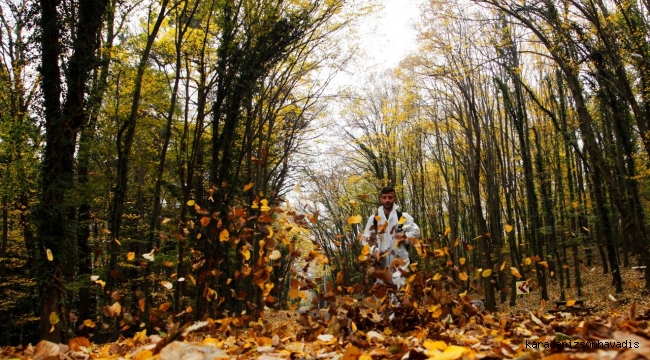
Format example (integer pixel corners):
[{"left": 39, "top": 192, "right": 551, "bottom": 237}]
[{"left": 395, "top": 231, "right": 406, "bottom": 245}]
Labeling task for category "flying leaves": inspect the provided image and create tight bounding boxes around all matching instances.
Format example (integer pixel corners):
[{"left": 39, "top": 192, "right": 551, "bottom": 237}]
[{"left": 348, "top": 214, "right": 363, "bottom": 225}]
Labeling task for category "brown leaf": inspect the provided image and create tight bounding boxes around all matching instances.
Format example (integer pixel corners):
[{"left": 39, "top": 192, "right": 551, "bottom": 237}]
[
  {"left": 33, "top": 340, "right": 59, "bottom": 360},
  {"left": 68, "top": 337, "right": 90, "bottom": 351}
]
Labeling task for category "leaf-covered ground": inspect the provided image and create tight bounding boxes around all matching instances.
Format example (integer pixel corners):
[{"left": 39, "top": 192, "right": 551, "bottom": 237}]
[{"left": 3, "top": 267, "right": 650, "bottom": 360}]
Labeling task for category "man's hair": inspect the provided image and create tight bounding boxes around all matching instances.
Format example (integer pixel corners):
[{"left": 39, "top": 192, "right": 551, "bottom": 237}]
[{"left": 380, "top": 186, "right": 396, "bottom": 195}]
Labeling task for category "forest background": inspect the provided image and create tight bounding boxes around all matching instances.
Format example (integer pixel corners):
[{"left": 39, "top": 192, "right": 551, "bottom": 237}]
[{"left": 2, "top": 0, "right": 650, "bottom": 348}]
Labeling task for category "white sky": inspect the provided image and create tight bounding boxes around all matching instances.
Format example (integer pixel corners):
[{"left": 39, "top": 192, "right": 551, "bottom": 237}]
[
  {"left": 362, "top": 0, "right": 423, "bottom": 69},
  {"left": 334, "top": 0, "right": 425, "bottom": 87}
]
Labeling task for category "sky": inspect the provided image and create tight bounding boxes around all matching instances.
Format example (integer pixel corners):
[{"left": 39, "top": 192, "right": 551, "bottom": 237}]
[{"left": 350, "top": 0, "right": 425, "bottom": 76}]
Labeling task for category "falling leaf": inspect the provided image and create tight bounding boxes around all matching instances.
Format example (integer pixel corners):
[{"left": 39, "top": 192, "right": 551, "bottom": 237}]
[
  {"left": 566, "top": 299, "right": 576, "bottom": 307},
  {"left": 219, "top": 229, "right": 229, "bottom": 242},
  {"left": 433, "top": 273, "right": 442, "bottom": 281},
  {"left": 83, "top": 319, "right": 96, "bottom": 328},
  {"left": 161, "top": 218, "right": 171, "bottom": 225},
  {"left": 459, "top": 257, "right": 466, "bottom": 265},
  {"left": 260, "top": 199, "right": 270, "bottom": 212},
  {"left": 46, "top": 249, "right": 53, "bottom": 261},
  {"left": 505, "top": 224, "right": 513, "bottom": 233},
  {"left": 161, "top": 281, "right": 173, "bottom": 290},
  {"left": 127, "top": 252, "right": 135, "bottom": 261},
  {"left": 317, "top": 334, "right": 335, "bottom": 342},
  {"left": 398, "top": 216, "right": 406, "bottom": 225},
  {"left": 49, "top": 312, "right": 59, "bottom": 325},
  {"left": 482, "top": 269, "right": 492, "bottom": 277},
  {"left": 269, "top": 250, "right": 281, "bottom": 260},
  {"left": 109, "top": 302, "right": 121, "bottom": 317},
  {"left": 459, "top": 272, "right": 468, "bottom": 281},
  {"left": 90, "top": 275, "right": 99, "bottom": 282},
  {"left": 178, "top": 277, "right": 185, "bottom": 282},
  {"left": 443, "top": 227, "right": 451, "bottom": 236},
  {"left": 500, "top": 260, "right": 507, "bottom": 271},
  {"left": 538, "top": 261, "right": 548, "bottom": 268},
  {"left": 142, "top": 251, "right": 155, "bottom": 262},
  {"left": 348, "top": 214, "right": 363, "bottom": 225},
  {"left": 187, "top": 200, "right": 195, "bottom": 206},
  {"left": 510, "top": 267, "right": 522, "bottom": 278},
  {"left": 572, "top": 202, "right": 578, "bottom": 208},
  {"left": 524, "top": 257, "right": 532, "bottom": 265},
  {"left": 243, "top": 182, "right": 254, "bottom": 192},
  {"left": 102, "top": 228, "right": 111, "bottom": 235},
  {"left": 114, "top": 238, "right": 121, "bottom": 246}
]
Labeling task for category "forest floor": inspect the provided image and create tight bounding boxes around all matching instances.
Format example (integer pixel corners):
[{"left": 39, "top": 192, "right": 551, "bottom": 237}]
[{"left": 2, "top": 264, "right": 650, "bottom": 359}]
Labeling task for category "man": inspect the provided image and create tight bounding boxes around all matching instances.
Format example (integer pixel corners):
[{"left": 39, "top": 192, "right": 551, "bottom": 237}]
[{"left": 361, "top": 186, "right": 420, "bottom": 288}]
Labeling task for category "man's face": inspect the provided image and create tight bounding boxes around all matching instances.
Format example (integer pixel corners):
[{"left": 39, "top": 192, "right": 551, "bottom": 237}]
[{"left": 380, "top": 192, "right": 396, "bottom": 210}]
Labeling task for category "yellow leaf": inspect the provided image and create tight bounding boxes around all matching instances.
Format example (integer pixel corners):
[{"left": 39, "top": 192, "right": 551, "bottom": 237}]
[
  {"left": 459, "top": 290, "right": 467, "bottom": 297},
  {"left": 288, "top": 288, "right": 301, "bottom": 299},
  {"left": 538, "top": 261, "right": 548, "bottom": 268},
  {"left": 510, "top": 267, "right": 522, "bottom": 278},
  {"left": 427, "top": 345, "right": 468, "bottom": 359},
  {"left": 566, "top": 300, "right": 576, "bottom": 307},
  {"left": 500, "top": 260, "right": 507, "bottom": 271},
  {"left": 459, "top": 257, "right": 466, "bottom": 265},
  {"left": 187, "top": 200, "right": 195, "bottom": 206},
  {"left": 260, "top": 199, "right": 270, "bottom": 212},
  {"left": 398, "top": 216, "right": 406, "bottom": 225},
  {"left": 241, "top": 248, "right": 251, "bottom": 260},
  {"left": 219, "top": 229, "right": 229, "bottom": 242},
  {"left": 443, "top": 227, "right": 451, "bottom": 236},
  {"left": 423, "top": 339, "right": 447, "bottom": 351},
  {"left": 348, "top": 214, "right": 363, "bottom": 225},
  {"left": 49, "top": 311, "right": 59, "bottom": 325},
  {"left": 186, "top": 306, "right": 192, "bottom": 313},
  {"left": 482, "top": 269, "right": 492, "bottom": 277},
  {"left": 459, "top": 272, "right": 468, "bottom": 281},
  {"left": 83, "top": 319, "right": 96, "bottom": 328},
  {"left": 46, "top": 249, "right": 53, "bottom": 262},
  {"left": 243, "top": 182, "right": 253, "bottom": 192},
  {"left": 550, "top": 271, "right": 555, "bottom": 276},
  {"left": 134, "top": 350, "right": 153, "bottom": 360},
  {"left": 127, "top": 252, "right": 135, "bottom": 261},
  {"left": 505, "top": 224, "right": 513, "bottom": 233},
  {"left": 114, "top": 238, "right": 121, "bottom": 246},
  {"left": 433, "top": 273, "right": 442, "bottom": 281},
  {"left": 524, "top": 257, "right": 532, "bottom": 266},
  {"left": 572, "top": 202, "right": 578, "bottom": 209}
]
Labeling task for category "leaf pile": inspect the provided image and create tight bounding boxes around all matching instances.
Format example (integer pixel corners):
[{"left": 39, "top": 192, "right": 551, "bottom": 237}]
[{"left": 5, "top": 292, "right": 650, "bottom": 359}]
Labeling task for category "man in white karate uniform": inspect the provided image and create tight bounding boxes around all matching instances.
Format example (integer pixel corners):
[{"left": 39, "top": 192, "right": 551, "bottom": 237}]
[{"left": 361, "top": 186, "right": 420, "bottom": 289}]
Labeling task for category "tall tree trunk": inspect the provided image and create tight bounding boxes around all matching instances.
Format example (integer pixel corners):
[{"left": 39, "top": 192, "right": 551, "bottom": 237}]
[{"left": 36, "top": 0, "right": 108, "bottom": 341}]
